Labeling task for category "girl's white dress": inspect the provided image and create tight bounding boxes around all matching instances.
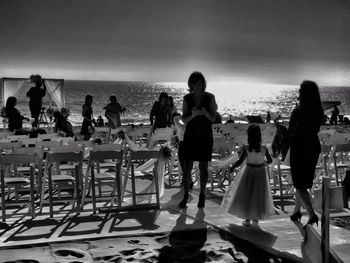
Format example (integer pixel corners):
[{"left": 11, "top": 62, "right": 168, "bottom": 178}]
[{"left": 221, "top": 145, "right": 274, "bottom": 220}]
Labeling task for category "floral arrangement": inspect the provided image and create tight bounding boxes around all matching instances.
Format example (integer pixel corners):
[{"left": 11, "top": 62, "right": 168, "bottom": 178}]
[{"left": 160, "top": 143, "right": 172, "bottom": 159}]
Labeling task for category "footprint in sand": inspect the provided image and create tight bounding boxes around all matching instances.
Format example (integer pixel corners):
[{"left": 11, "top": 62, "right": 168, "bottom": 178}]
[
  {"left": 54, "top": 249, "right": 86, "bottom": 258},
  {"left": 3, "top": 260, "right": 39, "bottom": 263},
  {"left": 127, "top": 239, "right": 148, "bottom": 246},
  {"left": 119, "top": 248, "right": 145, "bottom": 256},
  {"left": 94, "top": 255, "right": 122, "bottom": 262}
]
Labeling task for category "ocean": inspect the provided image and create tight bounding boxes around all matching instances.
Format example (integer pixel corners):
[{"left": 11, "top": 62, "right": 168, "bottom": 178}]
[{"left": 13, "top": 80, "right": 350, "bottom": 125}]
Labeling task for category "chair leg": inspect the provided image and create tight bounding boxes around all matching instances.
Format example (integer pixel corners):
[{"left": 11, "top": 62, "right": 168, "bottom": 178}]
[
  {"left": 48, "top": 168, "right": 54, "bottom": 218},
  {"left": 1, "top": 168, "right": 6, "bottom": 222},
  {"left": 30, "top": 167, "right": 35, "bottom": 219}
]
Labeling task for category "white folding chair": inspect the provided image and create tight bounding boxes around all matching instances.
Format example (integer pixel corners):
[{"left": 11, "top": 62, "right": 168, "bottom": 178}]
[
  {"left": 120, "top": 150, "right": 161, "bottom": 210},
  {"left": 41, "top": 146, "right": 84, "bottom": 218},
  {"left": 82, "top": 144, "right": 123, "bottom": 214},
  {"left": 1, "top": 153, "right": 39, "bottom": 222}
]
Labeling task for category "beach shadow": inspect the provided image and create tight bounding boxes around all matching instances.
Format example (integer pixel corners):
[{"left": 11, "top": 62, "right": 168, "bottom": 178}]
[
  {"left": 58, "top": 214, "right": 108, "bottom": 237},
  {"left": 109, "top": 209, "right": 160, "bottom": 233},
  {"left": 227, "top": 224, "right": 277, "bottom": 248},
  {"left": 158, "top": 208, "right": 207, "bottom": 263},
  {"left": 163, "top": 189, "right": 194, "bottom": 208},
  {"left": 4, "top": 218, "right": 61, "bottom": 242}
]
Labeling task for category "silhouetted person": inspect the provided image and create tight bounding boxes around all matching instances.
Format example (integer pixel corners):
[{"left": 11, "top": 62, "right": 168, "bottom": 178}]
[
  {"left": 224, "top": 125, "right": 273, "bottom": 226},
  {"left": 26, "top": 74, "right": 46, "bottom": 127},
  {"left": 266, "top": 111, "right": 271, "bottom": 123},
  {"left": 104, "top": 95, "right": 125, "bottom": 129},
  {"left": 288, "top": 80, "right": 324, "bottom": 228},
  {"left": 54, "top": 108, "right": 74, "bottom": 137},
  {"left": 150, "top": 92, "right": 171, "bottom": 132},
  {"left": 179, "top": 72, "right": 217, "bottom": 208},
  {"left": 5, "top": 96, "right": 29, "bottom": 132},
  {"left": 96, "top": 115, "right": 104, "bottom": 127},
  {"left": 330, "top": 105, "right": 339, "bottom": 125},
  {"left": 80, "top": 95, "right": 94, "bottom": 140},
  {"left": 167, "top": 96, "right": 180, "bottom": 122}
]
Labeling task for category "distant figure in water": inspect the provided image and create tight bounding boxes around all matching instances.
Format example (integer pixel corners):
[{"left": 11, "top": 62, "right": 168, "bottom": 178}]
[
  {"left": 179, "top": 72, "right": 217, "bottom": 208},
  {"left": 5, "top": 96, "right": 29, "bottom": 132},
  {"left": 150, "top": 92, "right": 171, "bottom": 132},
  {"left": 54, "top": 108, "right": 74, "bottom": 137},
  {"left": 330, "top": 105, "right": 339, "bottom": 125},
  {"left": 27, "top": 74, "right": 46, "bottom": 127},
  {"left": 266, "top": 111, "right": 271, "bottom": 123},
  {"left": 288, "top": 80, "right": 323, "bottom": 228},
  {"left": 104, "top": 95, "right": 126, "bottom": 129},
  {"left": 80, "top": 95, "right": 95, "bottom": 140},
  {"left": 223, "top": 124, "right": 273, "bottom": 226}
]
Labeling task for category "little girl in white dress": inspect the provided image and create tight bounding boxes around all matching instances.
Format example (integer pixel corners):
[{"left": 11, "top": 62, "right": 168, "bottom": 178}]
[{"left": 222, "top": 124, "right": 274, "bottom": 226}]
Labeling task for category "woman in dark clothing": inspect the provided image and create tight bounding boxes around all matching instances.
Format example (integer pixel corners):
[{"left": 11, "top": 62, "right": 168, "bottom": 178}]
[
  {"left": 54, "top": 108, "right": 74, "bottom": 137},
  {"left": 288, "top": 80, "right": 324, "bottom": 227},
  {"left": 80, "top": 95, "right": 94, "bottom": 140},
  {"left": 5, "top": 96, "right": 29, "bottom": 132},
  {"left": 179, "top": 72, "right": 217, "bottom": 208},
  {"left": 26, "top": 74, "right": 46, "bottom": 126},
  {"left": 150, "top": 92, "right": 171, "bottom": 132}
]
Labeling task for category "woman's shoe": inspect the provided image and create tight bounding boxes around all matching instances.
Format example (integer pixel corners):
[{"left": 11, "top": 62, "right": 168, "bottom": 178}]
[
  {"left": 306, "top": 214, "right": 319, "bottom": 227},
  {"left": 197, "top": 194, "right": 205, "bottom": 208},
  {"left": 290, "top": 211, "right": 302, "bottom": 221},
  {"left": 178, "top": 194, "right": 189, "bottom": 208}
]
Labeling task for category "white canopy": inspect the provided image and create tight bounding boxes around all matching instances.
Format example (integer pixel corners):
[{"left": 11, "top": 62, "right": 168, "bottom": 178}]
[{"left": 1, "top": 77, "right": 65, "bottom": 109}]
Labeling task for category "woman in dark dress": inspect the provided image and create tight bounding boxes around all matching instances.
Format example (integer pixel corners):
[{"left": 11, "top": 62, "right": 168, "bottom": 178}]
[
  {"left": 179, "top": 72, "right": 217, "bottom": 208},
  {"left": 5, "top": 96, "right": 29, "bottom": 132},
  {"left": 288, "top": 80, "right": 324, "bottom": 227},
  {"left": 80, "top": 95, "right": 94, "bottom": 140}
]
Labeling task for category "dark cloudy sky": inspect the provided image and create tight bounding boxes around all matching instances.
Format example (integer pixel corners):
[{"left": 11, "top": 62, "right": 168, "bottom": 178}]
[{"left": 1, "top": 0, "right": 349, "bottom": 85}]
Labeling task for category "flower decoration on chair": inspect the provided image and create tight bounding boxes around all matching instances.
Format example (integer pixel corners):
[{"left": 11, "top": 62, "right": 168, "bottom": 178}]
[{"left": 160, "top": 144, "right": 172, "bottom": 159}]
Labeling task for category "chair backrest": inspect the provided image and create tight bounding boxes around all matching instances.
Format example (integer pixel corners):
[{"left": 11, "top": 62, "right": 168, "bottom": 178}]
[
  {"left": 0, "top": 142, "right": 21, "bottom": 152},
  {"left": 334, "top": 144, "right": 350, "bottom": 153},
  {"left": 19, "top": 138, "right": 38, "bottom": 147},
  {"left": 129, "top": 150, "right": 160, "bottom": 160},
  {"left": 7, "top": 134, "right": 29, "bottom": 142},
  {"left": 37, "top": 133, "right": 58, "bottom": 141},
  {"left": 90, "top": 144, "right": 123, "bottom": 162},
  {"left": 66, "top": 140, "right": 95, "bottom": 148},
  {"left": 46, "top": 149, "right": 84, "bottom": 164},
  {"left": 0, "top": 153, "right": 39, "bottom": 166},
  {"left": 50, "top": 145, "right": 84, "bottom": 154},
  {"left": 36, "top": 140, "right": 61, "bottom": 150}
]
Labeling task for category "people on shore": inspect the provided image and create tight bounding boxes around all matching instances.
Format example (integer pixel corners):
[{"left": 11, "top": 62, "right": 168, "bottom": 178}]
[
  {"left": 288, "top": 80, "right": 324, "bottom": 228},
  {"left": 26, "top": 74, "right": 46, "bottom": 127},
  {"left": 224, "top": 124, "right": 273, "bottom": 226},
  {"left": 179, "top": 72, "right": 217, "bottom": 208},
  {"left": 96, "top": 115, "right": 105, "bottom": 127},
  {"left": 104, "top": 95, "right": 126, "bottom": 129},
  {"left": 150, "top": 92, "right": 171, "bottom": 132},
  {"left": 54, "top": 108, "right": 74, "bottom": 137},
  {"left": 5, "top": 96, "right": 29, "bottom": 132},
  {"left": 80, "top": 95, "right": 95, "bottom": 140},
  {"left": 330, "top": 105, "right": 340, "bottom": 125},
  {"left": 266, "top": 111, "right": 271, "bottom": 123}
]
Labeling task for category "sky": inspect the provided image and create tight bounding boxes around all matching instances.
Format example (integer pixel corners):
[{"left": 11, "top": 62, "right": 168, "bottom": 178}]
[{"left": 0, "top": 0, "right": 350, "bottom": 85}]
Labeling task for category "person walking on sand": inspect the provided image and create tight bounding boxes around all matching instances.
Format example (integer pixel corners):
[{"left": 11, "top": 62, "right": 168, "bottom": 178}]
[
  {"left": 288, "top": 80, "right": 324, "bottom": 228},
  {"left": 223, "top": 124, "right": 273, "bottom": 226},
  {"left": 179, "top": 72, "right": 217, "bottom": 208}
]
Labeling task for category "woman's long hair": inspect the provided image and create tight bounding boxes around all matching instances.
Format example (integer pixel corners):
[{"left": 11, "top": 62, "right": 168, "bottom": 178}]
[
  {"left": 84, "top": 95, "right": 93, "bottom": 107},
  {"left": 5, "top": 97, "right": 17, "bottom": 109},
  {"left": 298, "top": 80, "right": 324, "bottom": 127},
  {"left": 247, "top": 124, "right": 261, "bottom": 152}
]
